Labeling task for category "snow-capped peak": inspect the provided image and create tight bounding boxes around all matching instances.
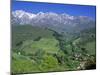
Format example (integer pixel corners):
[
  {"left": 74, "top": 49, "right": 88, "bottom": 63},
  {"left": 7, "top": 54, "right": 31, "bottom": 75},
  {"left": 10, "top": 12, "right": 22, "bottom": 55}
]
[
  {"left": 12, "top": 10, "right": 36, "bottom": 19},
  {"left": 12, "top": 10, "right": 94, "bottom": 27}
]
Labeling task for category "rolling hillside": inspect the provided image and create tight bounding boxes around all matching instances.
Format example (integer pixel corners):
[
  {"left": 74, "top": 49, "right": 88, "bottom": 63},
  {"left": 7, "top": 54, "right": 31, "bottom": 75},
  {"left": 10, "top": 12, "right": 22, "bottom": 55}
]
[{"left": 11, "top": 24, "right": 96, "bottom": 74}]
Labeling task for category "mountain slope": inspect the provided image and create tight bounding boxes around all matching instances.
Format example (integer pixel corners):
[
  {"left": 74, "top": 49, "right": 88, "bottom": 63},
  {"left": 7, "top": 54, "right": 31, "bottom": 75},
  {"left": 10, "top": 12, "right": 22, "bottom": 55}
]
[{"left": 12, "top": 10, "right": 96, "bottom": 33}]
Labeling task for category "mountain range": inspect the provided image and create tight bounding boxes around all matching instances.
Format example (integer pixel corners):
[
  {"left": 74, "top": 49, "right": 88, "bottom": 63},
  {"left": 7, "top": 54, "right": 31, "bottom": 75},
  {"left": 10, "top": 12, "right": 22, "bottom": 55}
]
[{"left": 11, "top": 10, "right": 96, "bottom": 33}]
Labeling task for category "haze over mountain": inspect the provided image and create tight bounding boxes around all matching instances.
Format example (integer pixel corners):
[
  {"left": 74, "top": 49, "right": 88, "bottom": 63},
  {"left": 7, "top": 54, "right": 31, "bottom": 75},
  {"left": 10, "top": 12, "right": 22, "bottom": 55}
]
[{"left": 12, "top": 10, "right": 96, "bottom": 33}]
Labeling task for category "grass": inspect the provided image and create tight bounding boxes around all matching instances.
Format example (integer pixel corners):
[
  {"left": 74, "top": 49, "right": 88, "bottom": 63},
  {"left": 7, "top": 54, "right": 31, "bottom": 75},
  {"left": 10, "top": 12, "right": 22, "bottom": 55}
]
[
  {"left": 72, "top": 37, "right": 96, "bottom": 55},
  {"left": 12, "top": 58, "right": 41, "bottom": 74},
  {"left": 84, "top": 41, "right": 96, "bottom": 55},
  {"left": 12, "top": 25, "right": 54, "bottom": 48},
  {"left": 12, "top": 25, "right": 96, "bottom": 74},
  {"left": 18, "top": 37, "right": 59, "bottom": 55},
  {"left": 31, "top": 38, "right": 59, "bottom": 53}
]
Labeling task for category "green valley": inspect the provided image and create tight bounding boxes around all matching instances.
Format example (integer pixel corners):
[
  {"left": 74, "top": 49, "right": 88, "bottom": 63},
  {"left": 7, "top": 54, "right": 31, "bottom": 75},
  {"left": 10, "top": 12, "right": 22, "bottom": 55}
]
[{"left": 11, "top": 25, "right": 96, "bottom": 74}]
